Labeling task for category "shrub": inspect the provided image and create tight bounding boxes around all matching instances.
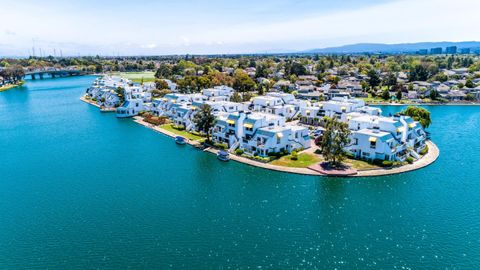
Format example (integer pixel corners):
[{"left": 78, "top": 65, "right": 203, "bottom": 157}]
[
  {"left": 214, "top": 143, "right": 228, "bottom": 150},
  {"left": 172, "top": 125, "right": 185, "bottom": 130},
  {"left": 419, "top": 145, "right": 429, "bottom": 155},
  {"left": 406, "top": 156, "right": 414, "bottom": 164},
  {"left": 290, "top": 151, "right": 298, "bottom": 161},
  {"left": 191, "top": 131, "right": 202, "bottom": 136},
  {"left": 314, "top": 149, "right": 322, "bottom": 155},
  {"left": 381, "top": 160, "right": 394, "bottom": 167},
  {"left": 253, "top": 156, "right": 270, "bottom": 163},
  {"left": 372, "top": 159, "right": 384, "bottom": 166},
  {"left": 235, "top": 149, "right": 244, "bottom": 155}
]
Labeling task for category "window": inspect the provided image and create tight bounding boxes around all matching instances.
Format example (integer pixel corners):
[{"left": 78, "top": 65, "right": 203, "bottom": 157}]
[{"left": 370, "top": 141, "right": 376, "bottom": 149}]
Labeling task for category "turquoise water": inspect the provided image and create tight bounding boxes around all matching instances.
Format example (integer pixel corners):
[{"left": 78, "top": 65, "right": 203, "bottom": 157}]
[{"left": 1, "top": 76, "right": 480, "bottom": 269}]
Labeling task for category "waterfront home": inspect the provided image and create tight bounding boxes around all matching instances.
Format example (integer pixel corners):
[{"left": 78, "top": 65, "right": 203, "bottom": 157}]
[
  {"left": 152, "top": 93, "right": 193, "bottom": 116},
  {"left": 346, "top": 129, "right": 405, "bottom": 161},
  {"left": 241, "top": 126, "right": 292, "bottom": 156},
  {"left": 170, "top": 103, "right": 196, "bottom": 129},
  {"left": 97, "top": 90, "right": 121, "bottom": 108},
  {"left": 346, "top": 114, "right": 427, "bottom": 161},
  {"left": 212, "top": 111, "right": 310, "bottom": 156},
  {"left": 85, "top": 86, "right": 104, "bottom": 100},
  {"left": 116, "top": 99, "right": 145, "bottom": 118},
  {"left": 443, "top": 90, "right": 467, "bottom": 101}
]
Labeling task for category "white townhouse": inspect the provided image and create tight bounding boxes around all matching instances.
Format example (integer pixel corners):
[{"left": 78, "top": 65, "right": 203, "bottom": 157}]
[
  {"left": 299, "top": 97, "right": 376, "bottom": 125},
  {"left": 212, "top": 112, "right": 310, "bottom": 156},
  {"left": 347, "top": 129, "right": 403, "bottom": 161},
  {"left": 202, "top": 85, "right": 234, "bottom": 100},
  {"left": 252, "top": 96, "right": 284, "bottom": 111},
  {"left": 116, "top": 98, "right": 145, "bottom": 118},
  {"left": 97, "top": 90, "right": 121, "bottom": 108},
  {"left": 170, "top": 103, "right": 196, "bottom": 130},
  {"left": 151, "top": 93, "right": 193, "bottom": 117},
  {"left": 251, "top": 93, "right": 308, "bottom": 119},
  {"left": 346, "top": 114, "right": 427, "bottom": 161}
]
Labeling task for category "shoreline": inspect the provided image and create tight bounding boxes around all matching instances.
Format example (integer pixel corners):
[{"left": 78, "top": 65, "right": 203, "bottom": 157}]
[
  {"left": 366, "top": 102, "right": 480, "bottom": 106},
  {"left": 132, "top": 116, "right": 440, "bottom": 178},
  {"left": 0, "top": 81, "right": 24, "bottom": 92},
  {"left": 80, "top": 96, "right": 115, "bottom": 112},
  {"left": 80, "top": 96, "right": 101, "bottom": 108}
]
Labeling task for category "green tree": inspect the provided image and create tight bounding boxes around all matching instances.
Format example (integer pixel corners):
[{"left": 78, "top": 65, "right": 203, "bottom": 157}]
[
  {"left": 230, "top": 92, "right": 242, "bottom": 103},
  {"left": 193, "top": 104, "right": 216, "bottom": 143},
  {"left": 367, "top": 69, "right": 381, "bottom": 88},
  {"left": 255, "top": 63, "right": 269, "bottom": 78},
  {"left": 316, "top": 117, "right": 351, "bottom": 166},
  {"left": 402, "top": 106, "right": 432, "bottom": 129},
  {"left": 155, "top": 63, "right": 172, "bottom": 78},
  {"left": 195, "top": 76, "right": 211, "bottom": 92},
  {"left": 285, "top": 62, "right": 307, "bottom": 76},
  {"left": 465, "top": 79, "right": 475, "bottom": 88},
  {"left": 233, "top": 69, "right": 256, "bottom": 93},
  {"left": 429, "top": 89, "right": 439, "bottom": 100},
  {"left": 155, "top": 79, "right": 169, "bottom": 90},
  {"left": 383, "top": 72, "right": 397, "bottom": 86},
  {"left": 381, "top": 89, "right": 390, "bottom": 100},
  {"left": 465, "top": 93, "right": 476, "bottom": 101},
  {"left": 409, "top": 64, "right": 430, "bottom": 81},
  {"left": 396, "top": 89, "right": 402, "bottom": 101}
]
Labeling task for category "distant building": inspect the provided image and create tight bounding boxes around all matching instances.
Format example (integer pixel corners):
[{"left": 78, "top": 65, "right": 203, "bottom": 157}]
[
  {"left": 446, "top": 46, "right": 457, "bottom": 54},
  {"left": 430, "top": 47, "right": 442, "bottom": 54},
  {"left": 460, "top": 48, "right": 471, "bottom": 54},
  {"left": 417, "top": 49, "right": 428, "bottom": 55}
]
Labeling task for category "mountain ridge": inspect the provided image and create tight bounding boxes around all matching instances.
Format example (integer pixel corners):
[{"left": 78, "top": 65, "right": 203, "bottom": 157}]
[{"left": 303, "top": 41, "right": 480, "bottom": 54}]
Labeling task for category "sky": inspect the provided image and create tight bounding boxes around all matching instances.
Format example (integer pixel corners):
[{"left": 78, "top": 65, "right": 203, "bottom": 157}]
[{"left": 1, "top": 0, "right": 479, "bottom": 56}]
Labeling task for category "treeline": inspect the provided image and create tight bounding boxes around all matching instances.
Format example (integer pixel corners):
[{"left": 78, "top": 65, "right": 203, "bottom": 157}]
[{"left": 0, "top": 65, "right": 25, "bottom": 84}]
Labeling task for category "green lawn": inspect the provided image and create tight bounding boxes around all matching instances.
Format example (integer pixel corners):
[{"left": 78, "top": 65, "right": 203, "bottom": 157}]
[
  {"left": 345, "top": 158, "right": 381, "bottom": 171},
  {"left": 270, "top": 153, "right": 321, "bottom": 168},
  {"left": 159, "top": 124, "right": 205, "bottom": 142},
  {"left": 107, "top": 71, "right": 155, "bottom": 83},
  {"left": 360, "top": 94, "right": 385, "bottom": 104}
]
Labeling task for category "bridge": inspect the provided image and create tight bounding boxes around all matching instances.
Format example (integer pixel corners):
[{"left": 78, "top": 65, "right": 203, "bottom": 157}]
[{"left": 25, "top": 69, "right": 87, "bottom": 80}]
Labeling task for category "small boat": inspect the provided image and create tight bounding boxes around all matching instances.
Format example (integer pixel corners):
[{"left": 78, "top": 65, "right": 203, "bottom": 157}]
[
  {"left": 175, "top": 136, "right": 186, "bottom": 145},
  {"left": 217, "top": 150, "right": 230, "bottom": 162}
]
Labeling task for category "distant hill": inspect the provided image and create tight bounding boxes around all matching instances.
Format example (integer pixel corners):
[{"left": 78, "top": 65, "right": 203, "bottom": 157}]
[{"left": 304, "top": 41, "right": 480, "bottom": 54}]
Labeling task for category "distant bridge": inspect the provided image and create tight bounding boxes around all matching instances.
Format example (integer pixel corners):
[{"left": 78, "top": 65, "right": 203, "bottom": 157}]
[{"left": 25, "top": 69, "right": 87, "bottom": 80}]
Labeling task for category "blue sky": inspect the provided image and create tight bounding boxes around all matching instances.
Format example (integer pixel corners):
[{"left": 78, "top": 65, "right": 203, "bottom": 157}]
[{"left": 1, "top": 0, "right": 479, "bottom": 56}]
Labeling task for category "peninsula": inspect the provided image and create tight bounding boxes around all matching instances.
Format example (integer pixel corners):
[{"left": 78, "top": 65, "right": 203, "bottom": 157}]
[{"left": 82, "top": 75, "right": 438, "bottom": 176}]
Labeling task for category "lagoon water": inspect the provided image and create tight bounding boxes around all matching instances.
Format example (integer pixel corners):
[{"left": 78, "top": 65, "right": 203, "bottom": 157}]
[{"left": 1, "top": 76, "right": 480, "bottom": 269}]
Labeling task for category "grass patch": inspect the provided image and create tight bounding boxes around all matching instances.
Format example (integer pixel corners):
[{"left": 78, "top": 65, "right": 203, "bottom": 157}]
[
  {"left": 270, "top": 153, "right": 321, "bottom": 168},
  {"left": 344, "top": 158, "right": 381, "bottom": 171},
  {"left": 159, "top": 124, "right": 205, "bottom": 142},
  {"left": 107, "top": 71, "right": 155, "bottom": 83}
]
